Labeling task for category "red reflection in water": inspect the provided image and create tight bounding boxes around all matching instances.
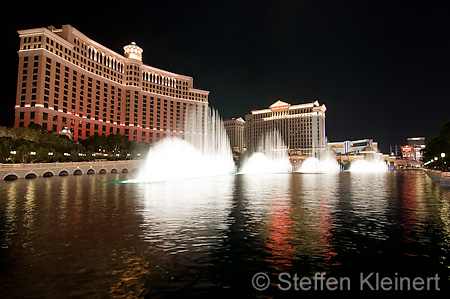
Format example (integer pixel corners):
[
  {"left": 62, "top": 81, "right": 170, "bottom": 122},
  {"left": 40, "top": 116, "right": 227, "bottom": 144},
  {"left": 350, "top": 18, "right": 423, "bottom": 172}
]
[
  {"left": 265, "top": 194, "right": 295, "bottom": 273},
  {"left": 318, "top": 196, "right": 338, "bottom": 264},
  {"left": 401, "top": 174, "right": 416, "bottom": 241}
]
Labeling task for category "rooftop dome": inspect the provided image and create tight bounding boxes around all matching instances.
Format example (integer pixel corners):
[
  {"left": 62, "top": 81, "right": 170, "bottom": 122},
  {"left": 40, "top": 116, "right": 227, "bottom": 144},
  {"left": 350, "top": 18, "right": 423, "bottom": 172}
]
[{"left": 123, "top": 42, "right": 143, "bottom": 61}]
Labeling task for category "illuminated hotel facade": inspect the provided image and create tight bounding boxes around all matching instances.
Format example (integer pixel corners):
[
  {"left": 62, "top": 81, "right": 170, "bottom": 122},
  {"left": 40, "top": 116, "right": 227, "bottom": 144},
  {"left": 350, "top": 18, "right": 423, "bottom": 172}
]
[
  {"left": 15, "top": 25, "right": 209, "bottom": 142},
  {"left": 223, "top": 117, "right": 246, "bottom": 152},
  {"left": 245, "top": 100, "right": 327, "bottom": 155}
]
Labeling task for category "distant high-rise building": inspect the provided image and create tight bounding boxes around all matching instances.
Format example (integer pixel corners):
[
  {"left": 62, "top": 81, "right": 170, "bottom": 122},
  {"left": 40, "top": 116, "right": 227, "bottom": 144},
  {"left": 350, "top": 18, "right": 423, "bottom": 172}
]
[
  {"left": 224, "top": 117, "right": 245, "bottom": 152},
  {"left": 245, "top": 100, "right": 327, "bottom": 155},
  {"left": 405, "top": 137, "right": 426, "bottom": 161},
  {"left": 15, "top": 25, "right": 209, "bottom": 142},
  {"left": 389, "top": 145, "right": 401, "bottom": 156},
  {"left": 407, "top": 137, "right": 425, "bottom": 147}
]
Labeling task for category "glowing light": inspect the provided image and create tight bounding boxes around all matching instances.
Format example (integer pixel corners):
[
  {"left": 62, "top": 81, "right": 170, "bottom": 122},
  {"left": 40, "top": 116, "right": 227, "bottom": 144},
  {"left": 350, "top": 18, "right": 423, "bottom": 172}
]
[
  {"left": 270, "top": 104, "right": 290, "bottom": 111},
  {"left": 350, "top": 160, "right": 388, "bottom": 173},
  {"left": 298, "top": 157, "right": 339, "bottom": 173},
  {"left": 240, "top": 130, "right": 292, "bottom": 174},
  {"left": 123, "top": 42, "right": 143, "bottom": 61},
  {"left": 132, "top": 107, "right": 234, "bottom": 183}
]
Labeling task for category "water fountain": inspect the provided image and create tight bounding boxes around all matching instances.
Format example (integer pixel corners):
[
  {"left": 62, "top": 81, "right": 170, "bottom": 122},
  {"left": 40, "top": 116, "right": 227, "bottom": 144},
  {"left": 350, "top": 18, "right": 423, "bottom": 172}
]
[
  {"left": 297, "top": 149, "right": 340, "bottom": 173},
  {"left": 133, "top": 107, "right": 235, "bottom": 182},
  {"left": 298, "top": 156, "right": 340, "bottom": 173},
  {"left": 349, "top": 159, "right": 388, "bottom": 173},
  {"left": 239, "top": 130, "right": 292, "bottom": 174},
  {"left": 131, "top": 101, "right": 388, "bottom": 181},
  {"left": 349, "top": 148, "right": 388, "bottom": 173}
]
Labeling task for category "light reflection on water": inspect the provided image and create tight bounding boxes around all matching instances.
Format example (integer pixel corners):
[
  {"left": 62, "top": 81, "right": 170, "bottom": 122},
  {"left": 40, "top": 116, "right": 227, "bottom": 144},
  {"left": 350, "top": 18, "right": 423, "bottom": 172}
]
[{"left": 0, "top": 171, "right": 449, "bottom": 298}]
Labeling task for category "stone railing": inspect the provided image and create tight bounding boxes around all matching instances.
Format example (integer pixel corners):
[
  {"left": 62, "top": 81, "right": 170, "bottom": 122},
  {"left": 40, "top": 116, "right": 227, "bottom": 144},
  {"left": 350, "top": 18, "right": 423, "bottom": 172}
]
[
  {"left": 1, "top": 160, "right": 142, "bottom": 180},
  {"left": 424, "top": 170, "right": 450, "bottom": 187}
]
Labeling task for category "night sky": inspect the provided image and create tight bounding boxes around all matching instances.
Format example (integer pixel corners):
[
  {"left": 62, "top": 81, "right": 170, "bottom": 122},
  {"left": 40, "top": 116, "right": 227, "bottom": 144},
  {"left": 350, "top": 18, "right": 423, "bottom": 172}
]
[{"left": 3, "top": 1, "right": 450, "bottom": 152}]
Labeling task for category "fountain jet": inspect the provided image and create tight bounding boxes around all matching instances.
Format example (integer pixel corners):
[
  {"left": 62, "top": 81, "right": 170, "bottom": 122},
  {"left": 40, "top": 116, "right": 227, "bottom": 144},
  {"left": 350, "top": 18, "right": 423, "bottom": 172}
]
[
  {"left": 133, "top": 107, "right": 235, "bottom": 182},
  {"left": 240, "top": 130, "right": 292, "bottom": 174}
]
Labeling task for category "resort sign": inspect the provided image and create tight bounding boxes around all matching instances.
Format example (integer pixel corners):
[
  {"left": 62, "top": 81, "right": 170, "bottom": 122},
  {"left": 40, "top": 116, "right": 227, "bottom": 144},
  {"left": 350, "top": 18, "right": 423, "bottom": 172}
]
[{"left": 270, "top": 100, "right": 290, "bottom": 111}]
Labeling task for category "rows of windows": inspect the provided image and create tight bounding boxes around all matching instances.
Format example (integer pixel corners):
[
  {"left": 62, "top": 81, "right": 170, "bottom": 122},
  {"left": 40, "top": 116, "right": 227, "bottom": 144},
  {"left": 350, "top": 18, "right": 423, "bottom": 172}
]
[
  {"left": 252, "top": 108, "right": 314, "bottom": 120},
  {"left": 40, "top": 56, "right": 124, "bottom": 124},
  {"left": 245, "top": 115, "right": 322, "bottom": 151},
  {"left": 18, "top": 54, "right": 208, "bottom": 140},
  {"left": 17, "top": 27, "right": 210, "bottom": 142},
  {"left": 73, "top": 37, "right": 124, "bottom": 84},
  {"left": 17, "top": 109, "right": 179, "bottom": 142},
  {"left": 19, "top": 31, "right": 208, "bottom": 103}
]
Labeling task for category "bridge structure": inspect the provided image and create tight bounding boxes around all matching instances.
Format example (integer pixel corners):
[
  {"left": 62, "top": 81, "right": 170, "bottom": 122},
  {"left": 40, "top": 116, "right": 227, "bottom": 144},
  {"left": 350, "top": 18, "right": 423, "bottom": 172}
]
[{"left": 1, "top": 160, "right": 142, "bottom": 180}]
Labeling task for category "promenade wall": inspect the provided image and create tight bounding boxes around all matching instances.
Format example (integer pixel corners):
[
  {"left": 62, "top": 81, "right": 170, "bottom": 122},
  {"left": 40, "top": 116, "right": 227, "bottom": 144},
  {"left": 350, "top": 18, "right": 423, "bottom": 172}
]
[
  {"left": 424, "top": 170, "right": 450, "bottom": 187},
  {"left": 1, "top": 160, "right": 141, "bottom": 180}
]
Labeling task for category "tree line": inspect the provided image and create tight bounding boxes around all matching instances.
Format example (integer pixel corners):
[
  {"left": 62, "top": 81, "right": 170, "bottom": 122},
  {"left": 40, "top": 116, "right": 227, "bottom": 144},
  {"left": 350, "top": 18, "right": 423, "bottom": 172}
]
[
  {"left": 0, "top": 124, "right": 150, "bottom": 163},
  {"left": 423, "top": 120, "right": 450, "bottom": 170}
]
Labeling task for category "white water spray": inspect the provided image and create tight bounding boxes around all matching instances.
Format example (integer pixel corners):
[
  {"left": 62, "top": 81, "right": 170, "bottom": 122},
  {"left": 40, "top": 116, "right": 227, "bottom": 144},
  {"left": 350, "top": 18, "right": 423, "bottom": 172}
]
[
  {"left": 133, "top": 107, "right": 235, "bottom": 182},
  {"left": 350, "top": 159, "right": 388, "bottom": 173},
  {"left": 240, "top": 130, "right": 292, "bottom": 174}
]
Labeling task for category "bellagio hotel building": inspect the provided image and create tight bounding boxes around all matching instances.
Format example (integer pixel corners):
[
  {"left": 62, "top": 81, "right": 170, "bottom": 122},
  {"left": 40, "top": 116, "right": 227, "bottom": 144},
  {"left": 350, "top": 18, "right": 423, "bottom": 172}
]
[{"left": 15, "top": 25, "right": 209, "bottom": 142}]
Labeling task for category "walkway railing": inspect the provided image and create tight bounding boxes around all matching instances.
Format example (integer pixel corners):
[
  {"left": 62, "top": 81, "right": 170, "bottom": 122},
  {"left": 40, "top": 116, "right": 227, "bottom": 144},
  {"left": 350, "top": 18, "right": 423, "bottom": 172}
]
[
  {"left": 1, "top": 160, "right": 139, "bottom": 169},
  {"left": 424, "top": 170, "right": 450, "bottom": 187}
]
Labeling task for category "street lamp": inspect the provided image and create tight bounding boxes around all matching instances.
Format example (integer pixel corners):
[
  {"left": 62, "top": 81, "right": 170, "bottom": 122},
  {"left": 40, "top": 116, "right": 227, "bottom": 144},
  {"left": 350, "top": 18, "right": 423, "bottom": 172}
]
[{"left": 442, "top": 153, "right": 446, "bottom": 158}]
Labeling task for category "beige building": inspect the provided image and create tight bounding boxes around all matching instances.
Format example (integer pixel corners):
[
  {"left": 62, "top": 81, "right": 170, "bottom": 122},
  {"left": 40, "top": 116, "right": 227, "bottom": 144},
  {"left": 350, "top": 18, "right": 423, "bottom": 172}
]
[
  {"left": 328, "top": 139, "right": 379, "bottom": 155},
  {"left": 245, "top": 100, "right": 327, "bottom": 156},
  {"left": 224, "top": 117, "right": 245, "bottom": 152},
  {"left": 15, "top": 25, "right": 209, "bottom": 142}
]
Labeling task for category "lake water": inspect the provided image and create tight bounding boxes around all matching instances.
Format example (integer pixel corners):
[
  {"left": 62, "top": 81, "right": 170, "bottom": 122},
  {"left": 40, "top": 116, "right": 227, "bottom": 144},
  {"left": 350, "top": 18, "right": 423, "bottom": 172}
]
[{"left": 0, "top": 171, "right": 449, "bottom": 298}]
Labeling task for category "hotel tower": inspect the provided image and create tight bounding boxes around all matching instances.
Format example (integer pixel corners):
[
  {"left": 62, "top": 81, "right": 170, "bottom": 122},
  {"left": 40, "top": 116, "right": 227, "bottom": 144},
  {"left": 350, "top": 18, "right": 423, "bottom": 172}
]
[
  {"left": 15, "top": 25, "right": 209, "bottom": 142},
  {"left": 223, "top": 117, "right": 246, "bottom": 153},
  {"left": 245, "top": 100, "right": 327, "bottom": 156}
]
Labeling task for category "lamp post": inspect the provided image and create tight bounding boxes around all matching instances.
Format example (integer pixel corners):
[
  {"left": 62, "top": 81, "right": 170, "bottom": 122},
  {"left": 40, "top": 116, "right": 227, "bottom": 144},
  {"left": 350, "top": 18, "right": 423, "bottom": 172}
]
[{"left": 442, "top": 153, "right": 446, "bottom": 171}]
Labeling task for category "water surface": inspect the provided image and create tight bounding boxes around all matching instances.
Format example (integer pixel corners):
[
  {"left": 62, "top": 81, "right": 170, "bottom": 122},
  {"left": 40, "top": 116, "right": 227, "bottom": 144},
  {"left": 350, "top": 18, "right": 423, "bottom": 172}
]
[{"left": 0, "top": 171, "right": 449, "bottom": 297}]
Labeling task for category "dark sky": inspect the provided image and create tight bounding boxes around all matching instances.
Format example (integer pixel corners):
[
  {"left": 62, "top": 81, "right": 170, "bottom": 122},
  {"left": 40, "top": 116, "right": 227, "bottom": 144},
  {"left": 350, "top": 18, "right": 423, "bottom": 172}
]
[{"left": 3, "top": 0, "right": 450, "bottom": 152}]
